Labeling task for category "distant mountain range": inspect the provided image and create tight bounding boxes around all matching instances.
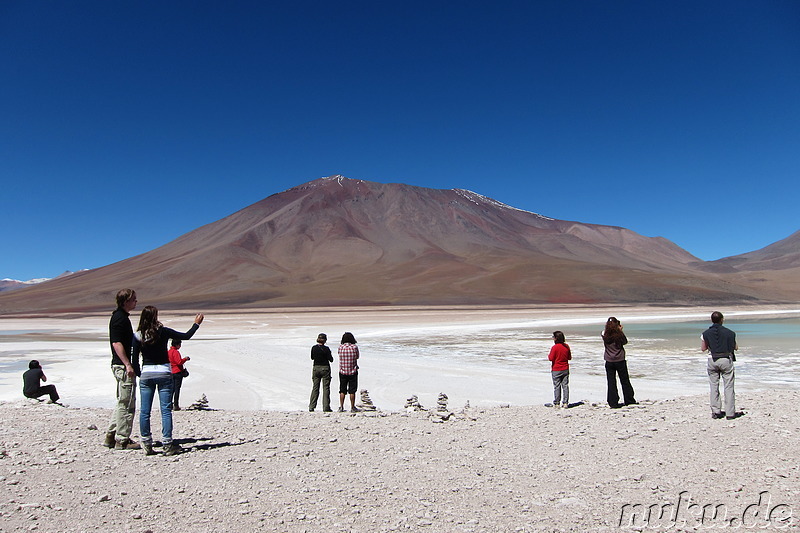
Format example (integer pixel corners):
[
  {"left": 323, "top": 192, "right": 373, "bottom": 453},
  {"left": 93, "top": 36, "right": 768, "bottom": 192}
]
[
  {"left": 0, "top": 272, "right": 78, "bottom": 293},
  {"left": 1, "top": 176, "right": 797, "bottom": 314},
  {"left": 0, "top": 279, "right": 43, "bottom": 292}
]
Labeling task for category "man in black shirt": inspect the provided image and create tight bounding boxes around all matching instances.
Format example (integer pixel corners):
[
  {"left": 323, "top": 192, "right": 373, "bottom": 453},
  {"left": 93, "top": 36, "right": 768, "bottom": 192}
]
[
  {"left": 104, "top": 288, "right": 141, "bottom": 450},
  {"left": 701, "top": 311, "right": 742, "bottom": 420},
  {"left": 22, "top": 360, "right": 60, "bottom": 403}
]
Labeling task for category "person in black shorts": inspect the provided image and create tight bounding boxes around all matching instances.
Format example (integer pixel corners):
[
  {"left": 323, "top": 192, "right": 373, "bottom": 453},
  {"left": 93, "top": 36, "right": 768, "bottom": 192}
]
[{"left": 337, "top": 332, "right": 360, "bottom": 412}]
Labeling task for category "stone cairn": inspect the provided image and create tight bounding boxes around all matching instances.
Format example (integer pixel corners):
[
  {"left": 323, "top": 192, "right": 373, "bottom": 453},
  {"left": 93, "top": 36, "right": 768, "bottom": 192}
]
[
  {"left": 404, "top": 394, "right": 425, "bottom": 411},
  {"left": 186, "top": 394, "right": 212, "bottom": 411},
  {"left": 431, "top": 392, "right": 453, "bottom": 422},
  {"left": 436, "top": 393, "right": 449, "bottom": 413},
  {"left": 357, "top": 389, "right": 377, "bottom": 411}
]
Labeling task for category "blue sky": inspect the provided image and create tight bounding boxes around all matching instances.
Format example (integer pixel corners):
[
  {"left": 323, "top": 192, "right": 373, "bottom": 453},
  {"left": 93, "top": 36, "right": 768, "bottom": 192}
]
[{"left": 2, "top": 1, "right": 799, "bottom": 280}]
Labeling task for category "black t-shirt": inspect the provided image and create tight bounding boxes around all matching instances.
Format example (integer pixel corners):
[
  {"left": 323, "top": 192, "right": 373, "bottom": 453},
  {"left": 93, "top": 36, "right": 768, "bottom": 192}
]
[
  {"left": 23, "top": 368, "right": 44, "bottom": 396},
  {"left": 311, "top": 344, "right": 333, "bottom": 366},
  {"left": 134, "top": 324, "right": 200, "bottom": 367},
  {"left": 109, "top": 307, "right": 133, "bottom": 367}
]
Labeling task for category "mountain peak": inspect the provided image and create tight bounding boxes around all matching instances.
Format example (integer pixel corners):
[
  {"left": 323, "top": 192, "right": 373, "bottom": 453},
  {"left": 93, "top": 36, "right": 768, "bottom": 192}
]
[{"left": 0, "top": 177, "right": 787, "bottom": 312}]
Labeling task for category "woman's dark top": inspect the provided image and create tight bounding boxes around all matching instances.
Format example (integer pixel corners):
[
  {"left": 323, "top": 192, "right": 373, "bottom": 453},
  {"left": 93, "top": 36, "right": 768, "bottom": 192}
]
[
  {"left": 311, "top": 344, "right": 334, "bottom": 366},
  {"left": 133, "top": 324, "right": 200, "bottom": 368},
  {"left": 602, "top": 331, "right": 628, "bottom": 362}
]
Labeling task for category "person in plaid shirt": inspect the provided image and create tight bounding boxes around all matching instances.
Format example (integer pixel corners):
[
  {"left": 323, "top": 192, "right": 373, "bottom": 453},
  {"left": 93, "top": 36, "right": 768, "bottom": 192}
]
[{"left": 337, "top": 332, "right": 360, "bottom": 412}]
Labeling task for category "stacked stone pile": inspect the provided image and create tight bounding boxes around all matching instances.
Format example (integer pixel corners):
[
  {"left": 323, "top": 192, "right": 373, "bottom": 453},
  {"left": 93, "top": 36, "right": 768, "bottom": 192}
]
[
  {"left": 436, "top": 393, "right": 449, "bottom": 412},
  {"left": 187, "top": 394, "right": 212, "bottom": 411},
  {"left": 357, "top": 389, "right": 377, "bottom": 411},
  {"left": 431, "top": 392, "right": 454, "bottom": 423},
  {"left": 404, "top": 395, "right": 425, "bottom": 411}
]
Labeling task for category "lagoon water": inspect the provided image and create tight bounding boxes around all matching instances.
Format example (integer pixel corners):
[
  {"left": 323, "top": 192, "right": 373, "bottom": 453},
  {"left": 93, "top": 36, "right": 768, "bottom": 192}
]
[
  {"left": 369, "top": 315, "right": 800, "bottom": 397},
  {"left": 1, "top": 309, "right": 798, "bottom": 409}
]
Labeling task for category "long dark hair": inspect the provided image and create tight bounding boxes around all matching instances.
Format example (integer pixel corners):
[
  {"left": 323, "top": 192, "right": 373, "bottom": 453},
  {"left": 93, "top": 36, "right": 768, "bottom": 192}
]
[
  {"left": 341, "top": 332, "right": 357, "bottom": 344},
  {"left": 552, "top": 331, "right": 566, "bottom": 344},
  {"left": 603, "top": 317, "right": 624, "bottom": 344},
  {"left": 137, "top": 305, "right": 163, "bottom": 345}
]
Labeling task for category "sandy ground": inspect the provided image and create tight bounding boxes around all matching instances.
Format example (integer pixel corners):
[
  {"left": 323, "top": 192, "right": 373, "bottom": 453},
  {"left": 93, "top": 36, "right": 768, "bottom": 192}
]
[
  {"left": 1, "top": 306, "right": 799, "bottom": 531},
  {"left": 1, "top": 391, "right": 798, "bottom": 532}
]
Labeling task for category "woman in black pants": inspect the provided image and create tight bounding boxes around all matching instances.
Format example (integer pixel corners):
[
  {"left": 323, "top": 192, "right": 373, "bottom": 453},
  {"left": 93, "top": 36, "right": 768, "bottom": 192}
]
[{"left": 602, "top": 317, "right": 637, "bottom": 408}]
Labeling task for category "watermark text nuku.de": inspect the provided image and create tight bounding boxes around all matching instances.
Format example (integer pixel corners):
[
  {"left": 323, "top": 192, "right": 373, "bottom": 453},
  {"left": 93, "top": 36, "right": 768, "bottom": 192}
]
[{"left": 618, "top": 491, "right": 794, "bottom": 529}]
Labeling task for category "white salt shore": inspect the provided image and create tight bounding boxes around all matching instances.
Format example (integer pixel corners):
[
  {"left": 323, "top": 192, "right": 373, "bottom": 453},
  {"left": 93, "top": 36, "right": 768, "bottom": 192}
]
[{"left": 1, "top": 305, "right": 798, "bottom": 411}]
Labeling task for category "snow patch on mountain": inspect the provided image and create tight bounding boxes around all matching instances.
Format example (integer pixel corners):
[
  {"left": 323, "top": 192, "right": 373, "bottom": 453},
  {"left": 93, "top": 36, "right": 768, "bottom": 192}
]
[
  {"left": 1, "top": 277, "right": 50, "bottom": 284},
  {"left": 0, "top": 270, "right": 85, "bottom": 293},
  {"left": 321, "top": 174, "right": 362, "bottom": 187},
  {"left": 453, "top": 189, "right": 554, "bottom": 220}
]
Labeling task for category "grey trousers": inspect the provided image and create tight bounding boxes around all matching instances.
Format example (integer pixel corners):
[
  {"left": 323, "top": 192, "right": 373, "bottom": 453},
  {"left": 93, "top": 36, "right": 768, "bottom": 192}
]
[
  {"left": 551, "top": 370, "right": 570, "bottom": 406},
  {"left": 707, "top": 357, "right": 735, "bottom": 417}
]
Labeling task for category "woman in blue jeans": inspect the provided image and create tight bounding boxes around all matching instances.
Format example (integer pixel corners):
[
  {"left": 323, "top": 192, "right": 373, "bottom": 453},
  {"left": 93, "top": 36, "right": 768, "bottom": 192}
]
[{"left": 133, "top": 306, "right": 204, "bottom": 456}]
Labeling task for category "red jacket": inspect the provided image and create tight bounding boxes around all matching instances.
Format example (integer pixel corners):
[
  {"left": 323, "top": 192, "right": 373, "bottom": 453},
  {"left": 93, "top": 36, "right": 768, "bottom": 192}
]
[
  {"left": 548, "top": 343, "right": 571, "bottom": 372},
  {"left": 168, "top": 347, "right": 189, "bottom": 374}
]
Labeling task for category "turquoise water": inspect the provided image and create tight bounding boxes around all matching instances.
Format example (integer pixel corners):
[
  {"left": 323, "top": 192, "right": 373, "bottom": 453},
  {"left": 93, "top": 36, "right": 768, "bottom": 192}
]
[
  {"left": 0, "top": 330, "right": 53, "bottom": 335},
  {"left": 382, "top": 316, "right": 800, "bottom": 391}
]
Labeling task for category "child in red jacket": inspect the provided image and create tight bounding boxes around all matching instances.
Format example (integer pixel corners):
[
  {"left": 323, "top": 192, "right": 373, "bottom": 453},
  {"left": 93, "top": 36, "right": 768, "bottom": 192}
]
[
  {"left": 168, "top": 339, "right": 190, "bottom": 410},
  {"left": 548, "top": 330, "right": 572, "bottom": 408}
]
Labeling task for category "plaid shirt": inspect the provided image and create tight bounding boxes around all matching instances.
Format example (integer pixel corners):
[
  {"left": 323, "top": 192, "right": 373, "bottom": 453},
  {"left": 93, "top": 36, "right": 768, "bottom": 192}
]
[{"left": 338, "top": 343, "right": 359, "bottom": 375}]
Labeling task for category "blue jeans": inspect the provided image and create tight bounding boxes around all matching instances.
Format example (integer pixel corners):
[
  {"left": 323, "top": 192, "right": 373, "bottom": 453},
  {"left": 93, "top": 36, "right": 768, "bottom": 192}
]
[{"left": 139, "top": 373, "right": 174, "bottom": 445}]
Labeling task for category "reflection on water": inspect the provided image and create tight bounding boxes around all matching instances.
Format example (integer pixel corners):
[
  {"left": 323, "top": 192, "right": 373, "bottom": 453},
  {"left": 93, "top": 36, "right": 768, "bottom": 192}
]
[
  {"left": 374, "top": 317, "right": 800, "bottom": 390},
  {"left": 0, "top": 329, "right": 54, "bottom": 336}
]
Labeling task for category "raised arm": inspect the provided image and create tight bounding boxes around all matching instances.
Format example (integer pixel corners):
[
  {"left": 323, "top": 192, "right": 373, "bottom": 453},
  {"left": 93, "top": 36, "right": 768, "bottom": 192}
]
[{"left": 168, "top": 314, "right": 205, "bottom": 342}]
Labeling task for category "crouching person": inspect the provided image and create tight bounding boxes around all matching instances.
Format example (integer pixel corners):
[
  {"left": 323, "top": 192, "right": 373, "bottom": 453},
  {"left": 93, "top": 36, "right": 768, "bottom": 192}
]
[{"left": 23, "top": 360, "right": 60, "bottom": 404}]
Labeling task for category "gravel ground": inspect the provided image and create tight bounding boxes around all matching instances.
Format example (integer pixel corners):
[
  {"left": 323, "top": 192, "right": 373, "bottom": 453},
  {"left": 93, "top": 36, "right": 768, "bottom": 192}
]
[{"left": 1, "top": 390, "right": 798, "bottom": 532}]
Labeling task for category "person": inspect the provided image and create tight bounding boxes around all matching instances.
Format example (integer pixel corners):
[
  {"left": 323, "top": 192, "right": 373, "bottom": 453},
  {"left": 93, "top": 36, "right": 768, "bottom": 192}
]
[
  {"left": 337, "top": 332, "right": 360, "bottom": 413},
  {"left": 602, "top": 317, "right": 637, "bottom": 408},
  {"left": 22, "top": 360, "right": 60, "bottom": 403},
  {"left": 105, "top": 288, "right": 141, "bottom": 450},
  {"left": 134, "top": 306, "right": 204, "bottom": 456},
  {"left": 548, "top": 331, "right": 572, "bottom": 408},
  {"left": 701, "top": 311, "right": 743, "bottom": 420},
  {"left": 309, "top": 333, "right": 334, "bottom": 412},
  {"left": 168, "top": 339, "right": 190, "bottom": 411}
]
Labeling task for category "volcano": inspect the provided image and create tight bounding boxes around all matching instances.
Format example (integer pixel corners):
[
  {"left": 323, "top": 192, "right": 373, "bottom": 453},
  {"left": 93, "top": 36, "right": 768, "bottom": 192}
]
[{"left": 0, "top": 176, "right": 789, "bottom": 313}]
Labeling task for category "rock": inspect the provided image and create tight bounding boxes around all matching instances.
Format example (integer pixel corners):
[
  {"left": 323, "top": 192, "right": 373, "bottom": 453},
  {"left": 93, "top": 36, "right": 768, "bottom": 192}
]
[
  {"left": 436, "top": 392, "right": 449, "bottom": 413},
  {"left": 357, "top": 389, "right": 377, "bottom": 411},
  {"left": 405, "top": 395, "right": 425, "bottom": 411},
  {"left": 187, "top": 394, "right": 212, "bottom": 411}
]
